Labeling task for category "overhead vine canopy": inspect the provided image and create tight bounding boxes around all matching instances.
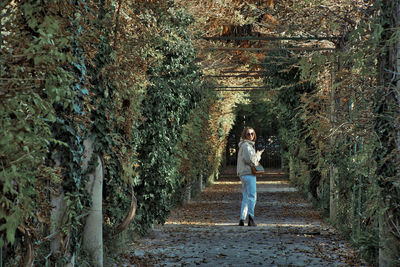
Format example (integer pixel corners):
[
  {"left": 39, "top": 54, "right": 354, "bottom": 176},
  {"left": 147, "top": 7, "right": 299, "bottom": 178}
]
[{"left": 177, "top": 0, "right": 371, "bottom": 64}]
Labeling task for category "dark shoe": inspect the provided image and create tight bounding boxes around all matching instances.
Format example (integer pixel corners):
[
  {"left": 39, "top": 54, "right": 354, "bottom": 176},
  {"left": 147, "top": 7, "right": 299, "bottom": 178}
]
[
  {"left": 239, "top": 219, "right": 245, "bottom": 226},
  {"left": 248, "top": 216, "right": 257, "bottom": 226}
]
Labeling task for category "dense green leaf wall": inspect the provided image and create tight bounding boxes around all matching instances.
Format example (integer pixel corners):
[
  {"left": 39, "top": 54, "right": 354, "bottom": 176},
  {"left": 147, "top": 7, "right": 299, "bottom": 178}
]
[
  {"left": 0, "top": 0, "right": 76, "bottom": 258},
  {"left": 0, "top": 0, "right": 213, "bottom": 265},
  {"left": 133, "top": 6, "right": 203, "bottom": 233}
]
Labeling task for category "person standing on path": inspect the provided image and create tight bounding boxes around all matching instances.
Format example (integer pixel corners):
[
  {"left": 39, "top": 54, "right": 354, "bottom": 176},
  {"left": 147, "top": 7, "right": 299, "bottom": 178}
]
[{"left": 237, "top": 127, "right": 264, "bottom": 226}]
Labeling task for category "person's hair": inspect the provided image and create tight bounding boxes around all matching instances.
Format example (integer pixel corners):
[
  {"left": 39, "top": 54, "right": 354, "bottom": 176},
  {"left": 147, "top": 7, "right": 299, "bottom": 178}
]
[{"left": 241, "top": 127, "right": 256, "bottom": 141}]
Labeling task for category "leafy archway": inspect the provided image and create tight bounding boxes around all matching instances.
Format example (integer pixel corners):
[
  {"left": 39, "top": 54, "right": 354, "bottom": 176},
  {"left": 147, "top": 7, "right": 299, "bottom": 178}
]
[{"left": 1, "top": 0, "right": 399, "bottom": 266}]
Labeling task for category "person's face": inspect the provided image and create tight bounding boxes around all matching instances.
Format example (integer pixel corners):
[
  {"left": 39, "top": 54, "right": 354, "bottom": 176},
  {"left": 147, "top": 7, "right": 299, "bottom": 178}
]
[{"left": 245, "top": 129, "right": 255, "bottom": 141}]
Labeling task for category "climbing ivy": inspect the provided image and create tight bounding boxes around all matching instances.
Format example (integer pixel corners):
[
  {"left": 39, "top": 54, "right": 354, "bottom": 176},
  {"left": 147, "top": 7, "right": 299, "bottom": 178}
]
[
  {"left": 271, "top": 1, "right": 399, "bottom": 264},
  {"left": 1, "top": 0, "right": 209, "bottom": 264},
  {"left": 0, "top": 0, "right": 75, "bottom": 253},
  {"left": 176, "top": 83, "right": 217, "bottom": 195},
  {"left": 133, "top": 5, "right": 203, "bottom": 233}
]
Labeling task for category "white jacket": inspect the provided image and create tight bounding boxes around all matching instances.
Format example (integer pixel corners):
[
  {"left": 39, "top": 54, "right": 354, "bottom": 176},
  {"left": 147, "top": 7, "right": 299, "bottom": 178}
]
[{"left": 237, "top": 139, "right": 261, "bottom": 176}]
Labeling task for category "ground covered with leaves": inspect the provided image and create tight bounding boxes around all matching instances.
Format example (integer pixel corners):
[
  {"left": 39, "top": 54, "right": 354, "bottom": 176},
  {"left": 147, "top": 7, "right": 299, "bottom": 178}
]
[{"left": 121, "top": 167, "right": 367, "bottom": 266}]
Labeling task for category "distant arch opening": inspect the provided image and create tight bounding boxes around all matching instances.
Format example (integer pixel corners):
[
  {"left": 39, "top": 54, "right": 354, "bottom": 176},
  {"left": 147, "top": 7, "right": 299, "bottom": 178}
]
[{"left": 224, "top": 101, "right": 281, "bottom": 169}]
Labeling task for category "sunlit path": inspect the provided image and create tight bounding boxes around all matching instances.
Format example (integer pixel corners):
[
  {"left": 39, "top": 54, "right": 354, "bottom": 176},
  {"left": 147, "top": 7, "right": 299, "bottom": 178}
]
[{"left": 124, "top": 168, "right": 364, "bottom": 266}]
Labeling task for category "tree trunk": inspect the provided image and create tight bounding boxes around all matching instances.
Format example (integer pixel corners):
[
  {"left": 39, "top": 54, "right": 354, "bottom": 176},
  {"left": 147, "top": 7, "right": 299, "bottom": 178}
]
[
  {"left": 113, "top": 189, "right": 137, "bottom": 236},
  {"left": 82, "top": 138, "right": 103, "bottom": 267}
]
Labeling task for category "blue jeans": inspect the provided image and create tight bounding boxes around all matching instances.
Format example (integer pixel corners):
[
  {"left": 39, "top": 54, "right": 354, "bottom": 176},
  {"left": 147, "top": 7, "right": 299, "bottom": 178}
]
[{"left": 240, "top": 175, "right": 257, "bottom": 220}]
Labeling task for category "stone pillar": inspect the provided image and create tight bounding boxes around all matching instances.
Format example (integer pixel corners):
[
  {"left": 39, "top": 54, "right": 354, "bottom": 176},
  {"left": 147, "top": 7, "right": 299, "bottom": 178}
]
[
  {"left": 82, "top": 138, "right": 103, "bottom": 267},
  {"left": 329, "top": 61, "right": 338, "bottom": 222},
  {"left": 50, "top": 189, "right": 66, "bottom": 255},
  {"left": 50, "top": 154, "right": 65, "bottom": 256},
  {"left": 50, "top": 153, "right": 76, "bottom": 267},
  {"left": 198, "top": 174, "right": 203, "bottom": 191},
  {"left": 329, "top": 165, "right": 338, "bottom": 221},
  {"left": 183, "top": 183, "right": 191, "bottom": 203}
]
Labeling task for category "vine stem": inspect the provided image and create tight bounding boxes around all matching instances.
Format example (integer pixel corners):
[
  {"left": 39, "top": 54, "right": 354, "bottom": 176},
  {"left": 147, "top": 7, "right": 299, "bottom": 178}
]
[
  {"left": 113, "top": 0, "right": 123, "bottom": 47},
  {"left": 9, "top": 152, "right": 34, "bottom": 165}
]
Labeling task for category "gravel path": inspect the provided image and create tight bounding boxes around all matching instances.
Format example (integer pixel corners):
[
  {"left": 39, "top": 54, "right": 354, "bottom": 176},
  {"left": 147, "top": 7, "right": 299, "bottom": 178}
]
[{"left": 124, "top": 168, "right": 365, "bottom": 266}]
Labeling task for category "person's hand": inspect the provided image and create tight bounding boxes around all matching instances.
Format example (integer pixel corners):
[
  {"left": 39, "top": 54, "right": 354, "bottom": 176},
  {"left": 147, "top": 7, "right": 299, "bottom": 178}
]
[{"left": 256, "top": 149, "right": 264, "bottom": 157}]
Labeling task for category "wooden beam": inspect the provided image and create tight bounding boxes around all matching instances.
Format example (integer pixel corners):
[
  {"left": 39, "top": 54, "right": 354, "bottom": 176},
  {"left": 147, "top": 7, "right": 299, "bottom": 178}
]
[
  {"left": 202, "top": 35, "right": 340, "bottom": 41},
  {"left": 251, "top": 62, "right": 293, "bottom": 65},
  {"left": 231, "top": 60, "right": 293, "bottom": 64},
  {"left": 220, "top": 70, "right": 266, "bottom": 73},
  {"left": 215, "top": 86, "right": 269, "bottom": 89},
  {"left": 215, "top": 89, "right": 273, "bottom": 92},
  {"left": 207, "top": 47, "right": 336, "bottom": 52},
  {"left": 206, "top": 74, "right": 264, "bottom": 78},
  {"left": 202, "top": 61, "right": 295, "bottom": 68}
]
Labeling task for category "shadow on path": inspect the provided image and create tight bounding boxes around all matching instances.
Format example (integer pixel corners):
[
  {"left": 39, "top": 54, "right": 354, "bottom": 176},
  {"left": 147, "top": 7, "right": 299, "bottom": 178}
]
[{"left": 124, "top": 167, "right": 365, "bottom": 266}]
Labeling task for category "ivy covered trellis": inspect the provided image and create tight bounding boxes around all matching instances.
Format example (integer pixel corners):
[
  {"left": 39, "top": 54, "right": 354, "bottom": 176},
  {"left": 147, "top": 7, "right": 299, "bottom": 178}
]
[
  {"left": 197, "top": 0, "right": 400, "bottom": 265},
  {"left": 253, "top": 1, "right": 400, "bottom": 265},
  {"left": 1, "top": 0, "right": 400, "bottom": 266},
  {"left": 0, "top": 0, "right": 217, "bottom": 265}
]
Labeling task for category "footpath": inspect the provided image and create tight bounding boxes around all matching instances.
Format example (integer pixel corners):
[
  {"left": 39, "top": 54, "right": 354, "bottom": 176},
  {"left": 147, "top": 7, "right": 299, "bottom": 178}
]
[{"left": 124, "top": 167, "right": 366, "bottom": 266}]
